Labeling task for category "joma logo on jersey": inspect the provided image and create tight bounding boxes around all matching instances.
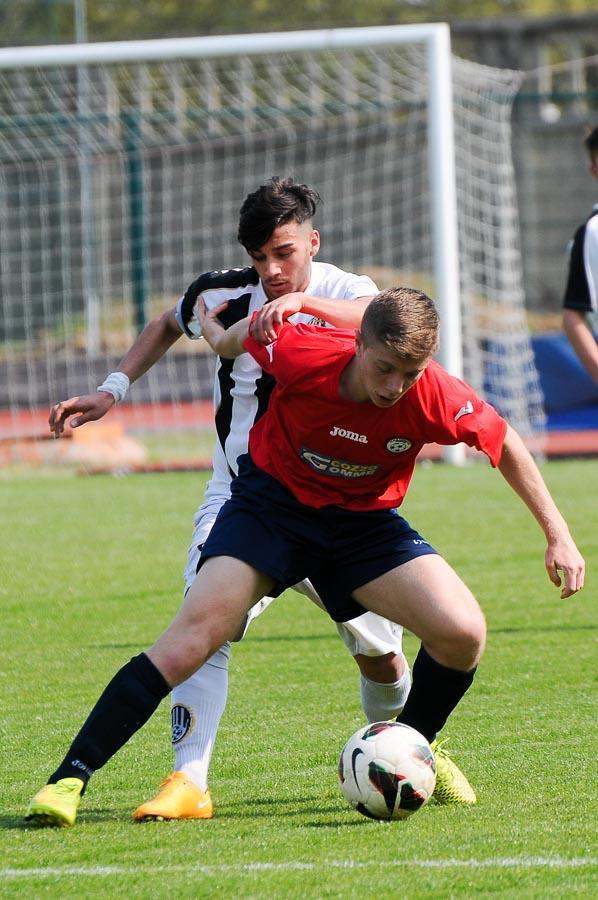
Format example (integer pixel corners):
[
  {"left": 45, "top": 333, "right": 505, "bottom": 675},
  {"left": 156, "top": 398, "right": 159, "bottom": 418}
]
[
  {"left": 329, "top": 425, "right": 368, "bottom": 444},
  {"left": 300, "top": 447, "right": 379, "bottom": 479}
]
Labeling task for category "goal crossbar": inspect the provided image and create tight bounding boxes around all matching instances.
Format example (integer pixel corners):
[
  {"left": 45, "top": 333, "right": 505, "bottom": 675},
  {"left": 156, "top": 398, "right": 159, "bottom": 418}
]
[{"left": 0, "top": 24, "right": 455, "bottom": 67}]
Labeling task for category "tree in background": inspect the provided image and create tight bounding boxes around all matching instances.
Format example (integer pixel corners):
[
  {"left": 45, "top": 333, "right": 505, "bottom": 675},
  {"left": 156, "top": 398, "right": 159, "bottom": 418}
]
[{"left": 1, "top": 0, "right": 597, "bottom": 47}]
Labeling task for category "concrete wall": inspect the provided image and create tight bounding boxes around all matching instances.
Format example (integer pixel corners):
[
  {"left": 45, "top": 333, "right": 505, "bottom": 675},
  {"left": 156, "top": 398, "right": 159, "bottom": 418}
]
[{"left": 453, "top": 12, "right": 598, "bottom": 313}]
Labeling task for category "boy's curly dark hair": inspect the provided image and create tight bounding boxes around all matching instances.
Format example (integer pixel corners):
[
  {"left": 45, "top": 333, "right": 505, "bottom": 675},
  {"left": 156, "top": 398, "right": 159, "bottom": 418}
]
[{"left": 237, "top": 176, "right": 321, "bottom": 253}]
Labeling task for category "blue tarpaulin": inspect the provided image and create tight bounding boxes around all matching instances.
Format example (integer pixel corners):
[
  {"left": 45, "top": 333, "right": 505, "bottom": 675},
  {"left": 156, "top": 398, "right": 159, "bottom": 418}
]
[{"left": 532, "top": 333, "right": 598, "bottom": 431}]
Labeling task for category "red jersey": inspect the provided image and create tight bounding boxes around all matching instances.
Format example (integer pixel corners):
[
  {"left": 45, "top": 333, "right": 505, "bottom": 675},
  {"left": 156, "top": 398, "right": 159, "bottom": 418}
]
[{"left": 243, "top": 322, "right": 507, "bottom": 511}]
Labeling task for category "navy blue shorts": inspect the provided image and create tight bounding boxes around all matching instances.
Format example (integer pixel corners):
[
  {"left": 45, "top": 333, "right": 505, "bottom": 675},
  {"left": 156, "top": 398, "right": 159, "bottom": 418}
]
[{"left": 200, "top": 454, "right": 437, "bottom": 622}]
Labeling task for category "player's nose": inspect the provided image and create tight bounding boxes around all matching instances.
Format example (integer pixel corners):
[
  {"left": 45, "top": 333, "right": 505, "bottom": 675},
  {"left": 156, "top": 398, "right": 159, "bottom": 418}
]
[
  {"left": 383, "top": 374, "right": 406, "bottom": 397},
  {"left": 263, "top": 258, "right": 282, "bottom": 277}
]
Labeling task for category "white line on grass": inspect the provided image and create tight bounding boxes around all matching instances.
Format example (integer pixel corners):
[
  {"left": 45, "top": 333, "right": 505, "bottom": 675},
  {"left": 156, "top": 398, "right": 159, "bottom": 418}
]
[{"left": 1, "top": 857, "right": 597, "bottom": 879}]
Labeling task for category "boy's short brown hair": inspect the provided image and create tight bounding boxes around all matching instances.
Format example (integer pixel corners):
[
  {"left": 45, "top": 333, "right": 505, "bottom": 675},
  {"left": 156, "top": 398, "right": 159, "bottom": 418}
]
[{"left": 360, "top": 287, "right": 440, "bottom": 360}]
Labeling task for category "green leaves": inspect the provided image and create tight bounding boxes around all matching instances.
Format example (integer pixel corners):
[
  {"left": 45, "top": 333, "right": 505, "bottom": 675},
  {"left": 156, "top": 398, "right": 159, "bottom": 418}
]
[{"left": 2, "top": 1, "right": 596, "bottom": 48}]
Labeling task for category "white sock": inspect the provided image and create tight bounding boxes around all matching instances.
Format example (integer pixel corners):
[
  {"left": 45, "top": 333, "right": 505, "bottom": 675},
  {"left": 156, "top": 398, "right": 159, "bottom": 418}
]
[
  {"left": 360, "top": 665, "right": 411, "bottom": 723},
  {"left": 170, "top": 643, "right": 230, "bottom": 791}
]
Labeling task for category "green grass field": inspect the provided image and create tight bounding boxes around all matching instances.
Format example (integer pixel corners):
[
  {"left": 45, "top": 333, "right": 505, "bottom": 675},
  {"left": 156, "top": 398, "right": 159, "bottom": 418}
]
[{"left": 1, "top": 460, "right": 597, "bottom": 898}]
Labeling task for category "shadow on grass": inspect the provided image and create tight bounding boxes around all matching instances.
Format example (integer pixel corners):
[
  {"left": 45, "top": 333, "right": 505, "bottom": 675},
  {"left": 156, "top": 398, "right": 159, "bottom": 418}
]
[
  {"left": 306, "top": 818, "right": 392, "bottom": 828},
  {"left": 4, "top": 805, "right": 380, "bottom": 831},
  {"left": 489, "top": 623, "right": 596, "bottom": 635},
  {"left": 219, "top": 798, "right": 399, "bottom": 829},
  {"left": 88, "top": 624, "right": 596, "bottom": 652},
  {"left": 1, "top": 816, "right": 32, "bottom": 831},
  {"left": 88, "top": 633, "right": 338, "bottom": 650},
  {"left": 2, "top": 807, "right": 127, "bottom": 831},
  {"left": 86, "top": 643, "right": 148, "bottom": 650},
  {"left": 220, "top": 795, "right": 349, "bottom": 821}
]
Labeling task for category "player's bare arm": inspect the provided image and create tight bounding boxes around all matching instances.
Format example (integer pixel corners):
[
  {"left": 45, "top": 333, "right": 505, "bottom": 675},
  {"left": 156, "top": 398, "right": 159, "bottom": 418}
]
[
  {"left": 197, "top": 300, "right": 251, "bottom": 358},
  {"left": 49, "top": 307, "right": 182, "bottom": 436},
  {"left": 250, "top": 293, "right": 373, "bottom": 344},
  {"left": 562, "top": 308, "right": 598, "bottom": 383},
  {"left": 199, "top": 298, "right": 292, "bottom": 358},
  {"left": 497, "top": 424, "right": 585, "bottom": 597}
]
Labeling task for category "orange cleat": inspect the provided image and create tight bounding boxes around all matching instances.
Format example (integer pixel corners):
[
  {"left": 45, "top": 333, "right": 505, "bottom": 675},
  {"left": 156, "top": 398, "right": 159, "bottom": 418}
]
[{"left": 133, "top": 772, "right": 214, "bottom": 821}]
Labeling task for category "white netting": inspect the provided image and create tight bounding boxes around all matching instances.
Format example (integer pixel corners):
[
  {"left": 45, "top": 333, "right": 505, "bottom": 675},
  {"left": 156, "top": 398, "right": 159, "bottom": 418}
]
[
  {"left": 0, "top": 36, "right": 544, "bottom": 463},
  {"left": 452, "top": 57, "right": 544, "bottom": 436}
]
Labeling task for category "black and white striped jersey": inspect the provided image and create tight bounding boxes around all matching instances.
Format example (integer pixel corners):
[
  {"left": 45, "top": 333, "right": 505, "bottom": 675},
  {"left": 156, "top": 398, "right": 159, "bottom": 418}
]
[
  {"left": 563, "top": 205, "right": 598, "bottom": 319},
  {"left": 174, "top": 261, "right": 377, "bottom": 513}
]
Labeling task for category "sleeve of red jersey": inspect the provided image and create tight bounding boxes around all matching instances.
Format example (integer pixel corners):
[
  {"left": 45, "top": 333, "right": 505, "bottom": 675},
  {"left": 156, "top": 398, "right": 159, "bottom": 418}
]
[
  {"left": 242, "top": 317, "right": 299, "bottom": 383},
  {"left": 423, "top": 364, "right": 508, "bottom": 466},
  {"left": 454, "top": 396, "right": 508, "bottom": 466}
]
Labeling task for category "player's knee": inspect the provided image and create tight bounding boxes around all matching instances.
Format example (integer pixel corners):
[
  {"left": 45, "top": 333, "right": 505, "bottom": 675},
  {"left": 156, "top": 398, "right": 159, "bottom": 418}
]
[
  {"left": 355, "top": 651, "right": 407, "bottom": 684},
  {"left": 429, "top": 604, "right": 486, "bottom": 670},
  {"left": 152, "top": 647, "right": 203, "bottom": 687},
  {"left": 446, "top": 608, "right": 486, "bottom": 668},
  {"left": 149, "top": 627, "right": 222, "bottom": 687},
  {"left": 461, "top": 620, "right": 486, "bottom": 667}
]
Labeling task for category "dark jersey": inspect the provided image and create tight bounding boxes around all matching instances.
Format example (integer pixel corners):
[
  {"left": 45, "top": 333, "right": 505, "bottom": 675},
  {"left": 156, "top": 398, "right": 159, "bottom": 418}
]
[{"left": 563, "top": 206, "right": 598, "bottom": 315}]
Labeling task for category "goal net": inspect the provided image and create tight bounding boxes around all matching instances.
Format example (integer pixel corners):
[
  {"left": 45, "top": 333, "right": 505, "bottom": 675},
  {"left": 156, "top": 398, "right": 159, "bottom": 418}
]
[{"left": 0, "top": 26, "right": 544, "bottom": 469}]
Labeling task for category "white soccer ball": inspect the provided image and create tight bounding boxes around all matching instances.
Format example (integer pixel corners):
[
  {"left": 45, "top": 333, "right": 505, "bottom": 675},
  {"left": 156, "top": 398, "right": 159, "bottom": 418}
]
[{"left": 338, "top": 721, "right": 436, "bottom": 820}]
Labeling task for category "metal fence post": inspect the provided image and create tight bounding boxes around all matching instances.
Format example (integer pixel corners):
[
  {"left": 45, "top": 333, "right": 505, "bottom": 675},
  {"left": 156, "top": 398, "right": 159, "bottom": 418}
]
[{"left": 122, "top": 109, "right": 148, "bottom": 333}]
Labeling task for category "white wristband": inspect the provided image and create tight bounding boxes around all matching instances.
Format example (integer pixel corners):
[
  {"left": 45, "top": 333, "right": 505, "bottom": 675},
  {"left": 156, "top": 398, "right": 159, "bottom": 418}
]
[{"left": 97, "top": 371, "right": 130, "bottom": 404}]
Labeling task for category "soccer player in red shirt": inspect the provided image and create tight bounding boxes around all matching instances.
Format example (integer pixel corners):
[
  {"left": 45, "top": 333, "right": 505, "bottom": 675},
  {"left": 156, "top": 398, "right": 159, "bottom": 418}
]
[{"left": 26, "top": 287, "right": 585, "bottom": 826}]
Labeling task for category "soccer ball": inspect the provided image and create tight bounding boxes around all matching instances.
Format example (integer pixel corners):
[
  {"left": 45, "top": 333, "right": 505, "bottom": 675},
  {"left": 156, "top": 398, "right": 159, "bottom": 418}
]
[{"left": 338, "top": 721, "right": 436, "bottom": 820}]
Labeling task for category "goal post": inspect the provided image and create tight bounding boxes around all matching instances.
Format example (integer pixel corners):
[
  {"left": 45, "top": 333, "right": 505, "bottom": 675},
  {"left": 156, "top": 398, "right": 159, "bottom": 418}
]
[{"left": 0, "top": 24, "right": 543, "bottom": 468}]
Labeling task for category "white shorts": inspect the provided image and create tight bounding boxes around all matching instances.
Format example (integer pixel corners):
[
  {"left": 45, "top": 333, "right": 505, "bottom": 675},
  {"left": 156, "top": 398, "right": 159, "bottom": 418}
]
[{"left": 184, "top": 505, "right": 404, "bottom": 658}]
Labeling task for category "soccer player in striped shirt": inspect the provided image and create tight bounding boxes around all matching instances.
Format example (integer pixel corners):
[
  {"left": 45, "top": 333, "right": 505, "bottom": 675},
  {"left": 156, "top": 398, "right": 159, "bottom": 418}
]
[{"left": 562, "top": 125, "right": 598, "bottom": 384}]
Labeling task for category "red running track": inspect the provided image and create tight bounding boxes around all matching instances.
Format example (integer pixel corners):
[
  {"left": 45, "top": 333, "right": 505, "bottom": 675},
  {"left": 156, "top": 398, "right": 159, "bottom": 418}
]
[{"left": 1, "top": 403, "right": 597, "bottom": 464}]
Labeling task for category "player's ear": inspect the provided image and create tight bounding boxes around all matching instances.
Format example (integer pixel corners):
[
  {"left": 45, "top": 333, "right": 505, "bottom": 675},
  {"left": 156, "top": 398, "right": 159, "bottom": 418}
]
[
  {"left": 355, "top": 329, "right": 364, "bottom": 353},
  {"left": 309, "top": 229, "right": 320, "bottom": 257}
]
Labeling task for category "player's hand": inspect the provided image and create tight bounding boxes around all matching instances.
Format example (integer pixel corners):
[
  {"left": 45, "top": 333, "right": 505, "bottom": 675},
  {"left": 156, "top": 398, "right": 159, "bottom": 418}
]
[
  {"left": 197, "top": 299, "right": 229, "bottom": 353},
  {"left": 545, "top": 538, "right": 585, "bottom": 598},
  {"left": 250, "top": 292, "right": 305, "bottom": 344},
  {"left": 49, "top": 392, "right": 115, "bottom": 437}
]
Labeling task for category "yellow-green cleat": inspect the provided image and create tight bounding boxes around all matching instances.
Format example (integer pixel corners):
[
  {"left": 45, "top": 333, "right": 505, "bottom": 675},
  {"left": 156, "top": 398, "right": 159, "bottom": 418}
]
[
  {"left": 431, "top": 738, "right": 477, "bottom": 805},
  {"left": 25, "top": 777, "right": 85, "bottom": 827}
]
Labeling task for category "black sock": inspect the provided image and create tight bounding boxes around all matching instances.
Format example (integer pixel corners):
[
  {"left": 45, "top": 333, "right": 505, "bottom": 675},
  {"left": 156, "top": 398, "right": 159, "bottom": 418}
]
[
  {"left": 48, "top": 653, "right": 170, "bottom": 789},
  {"left": 396, "top": 645, "right": 476, "bottom": 743}
]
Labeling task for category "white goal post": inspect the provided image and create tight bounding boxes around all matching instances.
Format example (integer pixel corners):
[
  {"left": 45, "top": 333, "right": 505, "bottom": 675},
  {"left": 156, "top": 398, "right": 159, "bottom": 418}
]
[{"left": 0, "top": 24, "right": 544, "bottom": 465}]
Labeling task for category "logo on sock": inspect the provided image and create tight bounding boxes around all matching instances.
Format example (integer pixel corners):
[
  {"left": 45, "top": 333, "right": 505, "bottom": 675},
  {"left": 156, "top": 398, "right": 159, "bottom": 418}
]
[
  {"left": 70, "top": 758, "right": 93, "bottom": 778},
  {"left": 171, "top": 704, "right": 195, "bottom": 744}
]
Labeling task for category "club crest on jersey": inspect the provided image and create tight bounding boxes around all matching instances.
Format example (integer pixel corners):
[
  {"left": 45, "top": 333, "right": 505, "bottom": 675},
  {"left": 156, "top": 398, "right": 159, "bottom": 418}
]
[
  {"left": 171, "top": 704, "right": 195, "bottom": 744},
  {"left": 330, "top": 425, "right": 368, "bottom": 444},
  {"left": 386, "top": 437, "right": 412, "bottom": 453}
]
